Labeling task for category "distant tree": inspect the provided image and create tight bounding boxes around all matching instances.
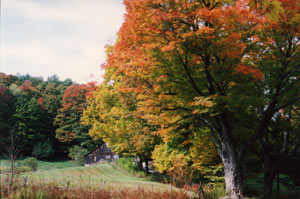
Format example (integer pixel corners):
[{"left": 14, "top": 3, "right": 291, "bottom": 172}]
[
  {"left": 47, "top": 75, "right": 60, "bottom": 84},
  {"left": 0, "top": 72, "right": 81, "bottom": 159},
  {"left": 13, "top": 93, "right": 51, "bottom": 156},
  {"left": 0, "top": 85, "right": 16, "bottom": 150},
  {"left": 82, "top": 66, "right": 161, "bottom": 172},
  {"left": 0, "top": 73, "right": 18, "bottom": 87},
  {"left": 55, "top": 84, "right": 98, "bottom": 153},
  {"left": 63, "top": 78, "right": 74, "bottom": 87}
]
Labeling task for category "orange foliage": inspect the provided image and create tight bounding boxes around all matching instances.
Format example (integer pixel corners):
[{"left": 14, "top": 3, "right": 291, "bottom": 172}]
[
  {"left": 235, "top": 64, "right": 264, "bottom": 80},
  {"left": 19, "top": 80, "right": 37, "bottom": 94},
  {"left": 37, "top": 97, "right": 46, "bottom": 110}
]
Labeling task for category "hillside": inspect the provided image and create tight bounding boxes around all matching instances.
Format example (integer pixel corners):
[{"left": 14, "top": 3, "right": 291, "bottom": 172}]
[{"left": 22, "top": 163, "right": 171, "bottom": 191}]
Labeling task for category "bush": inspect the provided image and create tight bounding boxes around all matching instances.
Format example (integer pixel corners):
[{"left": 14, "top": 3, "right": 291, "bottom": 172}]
[
  {"left": 23, "top": 157, "right": 38, "bottom": 171},
  {"left": 16, "top": 166, "right": 34, "bottom": 173},
  {"left": 68, "top": 146, "right": 88, "bottom": 166},
  {"left": 115, "top": 157, "right": 139, "bottom": 172},
  {"left": 203, "top": 183, "right": 226, "bottom": 199},
  {"left": 32, "top": 141, "right": 55, "bottom": 158}
]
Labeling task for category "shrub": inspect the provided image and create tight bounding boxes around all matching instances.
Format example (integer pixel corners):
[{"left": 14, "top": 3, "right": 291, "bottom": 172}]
[
  {"left": 32, "top": 141, "right": 55, "bottom": 158},
  {"left": 115, "top": 157, "right": 139, "bottom": 172},
  {"left": 203, "top": 183, "right": 226, "bottom": 199},
  {"left": 23, "top": 157, "right": 38, "bottom": 171},
  {"left": 16, "top": 166, "right": 34, "bottom": 173},
  {"left": 68, "top": 146, "right": 88, "bottom": 166}
]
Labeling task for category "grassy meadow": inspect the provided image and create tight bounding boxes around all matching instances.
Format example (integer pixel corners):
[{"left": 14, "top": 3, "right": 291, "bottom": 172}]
[
  {"left": 0, "top": 159, "right": 177, "bottom": 192},
  {"left": 1, "top": 158, "right": 299, "bottom": 198},
  {"left": 0, "top": 158, "right": 74, "bottom": 171},
  {"left": 0, "top": 159, "right": 191, "bottom": 199},
  {"left": 22, "top": 163, "right": 171, "bottom": 191}
]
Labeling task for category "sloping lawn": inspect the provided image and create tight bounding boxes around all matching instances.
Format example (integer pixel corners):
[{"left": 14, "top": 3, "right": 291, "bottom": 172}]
[
  {"left": 0, "top": 158, "right": 74, "bottom": 170},
  {"left": 21, "top": 163, "right": 171, "bottom": 191}
]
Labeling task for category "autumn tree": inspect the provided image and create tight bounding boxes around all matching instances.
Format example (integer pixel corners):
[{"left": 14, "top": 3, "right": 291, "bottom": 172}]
[
  {"left": 82, "top": 66, "right": 161, "bottom": 172},
  {"left": 244, "top": 0, "right": 300, "bottom": 197},
  {"left": 55, "top": 83, "right": 98, "bottom": 153},
  {"left": 105, "top": 0, "right": 300, "bottom": 198},
  {"left": 12, "top": 80, "right": 55, "bottom": 157},
  {"left": 0, "top": 73, "right": 88, "bottom": 159},
  {"left": 152, "top": 128, "right": 222, "bottom": 185}
]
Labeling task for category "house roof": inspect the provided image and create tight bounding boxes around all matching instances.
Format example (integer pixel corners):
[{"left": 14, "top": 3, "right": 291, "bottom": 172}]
[{"left": 84, "top": 142, "right": 115, "bottom": 157}]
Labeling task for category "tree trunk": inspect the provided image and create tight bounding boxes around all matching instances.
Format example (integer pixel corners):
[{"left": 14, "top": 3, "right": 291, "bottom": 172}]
[
  {"left": 263, "top": 160, "right": 277, "bottom": 199},
  {"left": 208, "top": 115, "right": 244, "bottom": 199},
  {"left": 220, "top": 141, "right": 244, "bottom": 199},
  {"left": 145, "top": 158, "right": 149, "bottom": 174},
  {"left": 137, "top": 155, "right": 143, "bottom": 171}
]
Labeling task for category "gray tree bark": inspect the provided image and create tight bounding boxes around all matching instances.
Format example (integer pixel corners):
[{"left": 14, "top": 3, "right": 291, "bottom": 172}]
[{"left": 220, "top": 141, "right": 244, "bottom": 199}]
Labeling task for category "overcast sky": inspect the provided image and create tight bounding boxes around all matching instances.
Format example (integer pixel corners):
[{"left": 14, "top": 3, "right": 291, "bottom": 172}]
[{"left": 0, "top": 0, "right": 125, "bottom": 83}]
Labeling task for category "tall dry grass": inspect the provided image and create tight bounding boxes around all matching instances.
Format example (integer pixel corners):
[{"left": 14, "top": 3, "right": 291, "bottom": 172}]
[{"left": 0, "top": 182, "right": 189, "bottom": 199}]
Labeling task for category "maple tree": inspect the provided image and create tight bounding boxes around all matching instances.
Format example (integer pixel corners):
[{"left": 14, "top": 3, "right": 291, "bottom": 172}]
[
  {"left": 244, "top": 0, "right": 300, "bottom": 197},
  {"left": 104, "top": 0, "right": 300, "bottom": 198},
  {"left": 152, "top": 128, "right": 222, "bottom": 185},
  {"left": 82, "top": 66, "right": 161, "bottom": 172},
  {"left": 54, "top": 83, "right": 98, "bottom": 153}
]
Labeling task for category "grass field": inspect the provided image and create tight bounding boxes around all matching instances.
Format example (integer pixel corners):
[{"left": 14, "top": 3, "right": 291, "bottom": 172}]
[
  {"left": 22, "top": 163, "right": 171, "bottom": 191},
  {"left": 1, "top": 158, "right": 298, "bottom": 198},
  {"left": 0, "top": 158, "right": 74, "bottom": 170},
  {"left": 0, "top": 159, "right": 172, "bottom": 192},
  {"left": 244, "top": 173, "right": 300, "bottom": 198}
]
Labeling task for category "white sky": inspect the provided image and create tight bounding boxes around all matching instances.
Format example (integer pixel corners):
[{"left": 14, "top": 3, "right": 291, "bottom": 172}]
[{"left": 0, "top": 0, "right": 125, "bottom": 83}]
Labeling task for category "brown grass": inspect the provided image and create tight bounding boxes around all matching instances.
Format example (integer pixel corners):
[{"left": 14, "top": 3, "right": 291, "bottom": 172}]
[{"left": 0, "top": 182, "right": 190, "bottom": 199}]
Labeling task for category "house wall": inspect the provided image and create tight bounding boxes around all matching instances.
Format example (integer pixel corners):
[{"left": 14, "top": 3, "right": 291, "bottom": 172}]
[{"left": 84, "top": 143, "right": 119, "bottom": 165}]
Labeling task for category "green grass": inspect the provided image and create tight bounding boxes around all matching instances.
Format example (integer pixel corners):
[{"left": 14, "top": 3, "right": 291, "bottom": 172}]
[
  {"left": 0, "top": 158, "right": 175, "bottom": 192},
  {"left": 0, "top": 158, "right": 74, "bottom": 170},
  {"left": 1, "top": 159, "right": 174, "bottom": 193},
  {"left": 244, "top": 173, "right": 300, "bottom": 199},
  {"left": 21, "top": 163, "right": 171, "bottom": 191}
]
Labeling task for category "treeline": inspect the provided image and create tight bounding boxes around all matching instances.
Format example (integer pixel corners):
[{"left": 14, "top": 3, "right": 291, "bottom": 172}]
[
  {"left": 0, "top": 73, "right": 98, "bottom": 159},
  {"left": 81, "top": 0, "right": 300, "bottom": 199}
]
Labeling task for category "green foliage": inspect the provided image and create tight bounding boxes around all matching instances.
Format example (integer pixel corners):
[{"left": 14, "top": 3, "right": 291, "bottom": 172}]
[
  {"left": 68, "top": 146, "right": 88, "bottom": 166},
  {"left": 152, "top": 144, "right": 194, "bottom": 185},
  {"left": 0, "top": 85, "right": 16, "bottom": 146},
  {"left": 205, "top": 183, "right": 226, "bottom": 199},
  {"left": 115, "top": 157, "right": 139, "bottom": 173},
  {"left": 0, "top": 73, "right": 78, "bottom": 158},
  {"left": 23, "top": 157, "right": 38, "bottom": 171},
  {"left": 82, "top": 67, "right": 161, "bottom": 162},
  {"left": 13, "top": 94, "right": 49, "bottom": 154},
  {"left": 32, "top": 141, "right": 55, "bottom": 158},
  {"left": 54, "top": 84, "right": 98, "bottom": 154}
]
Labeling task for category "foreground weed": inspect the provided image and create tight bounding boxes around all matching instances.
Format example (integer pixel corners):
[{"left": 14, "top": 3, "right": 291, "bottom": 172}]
[{"left": 1, "top": 182, "right": 190, "bottom": 199}]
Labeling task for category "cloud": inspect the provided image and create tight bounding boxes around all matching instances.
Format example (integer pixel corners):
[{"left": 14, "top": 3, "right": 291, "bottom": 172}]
[{"left": 1, "top": 0, "right": 125, "bottom": 83}]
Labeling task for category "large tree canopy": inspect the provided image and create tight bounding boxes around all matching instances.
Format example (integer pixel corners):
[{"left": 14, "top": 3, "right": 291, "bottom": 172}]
[{"left": 103, "top": 0, "right": 300, "bottom": 198}]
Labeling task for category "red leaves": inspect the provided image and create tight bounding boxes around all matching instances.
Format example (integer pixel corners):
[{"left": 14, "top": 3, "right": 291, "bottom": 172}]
[
  {"left": 37, "top": 97, "right": 46, "bottom": 110},
  {"left": 20, "top": 80, "right": 36, "bottom": 93},
  {"left": 62, "top": 84, "right": 90, "bottom": 111},
  {"left": 0, "top": 85, "right": 8, "bottom": 100},
  {"left": 235, "top": 64, "right": 264, "bottom": 80}
]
